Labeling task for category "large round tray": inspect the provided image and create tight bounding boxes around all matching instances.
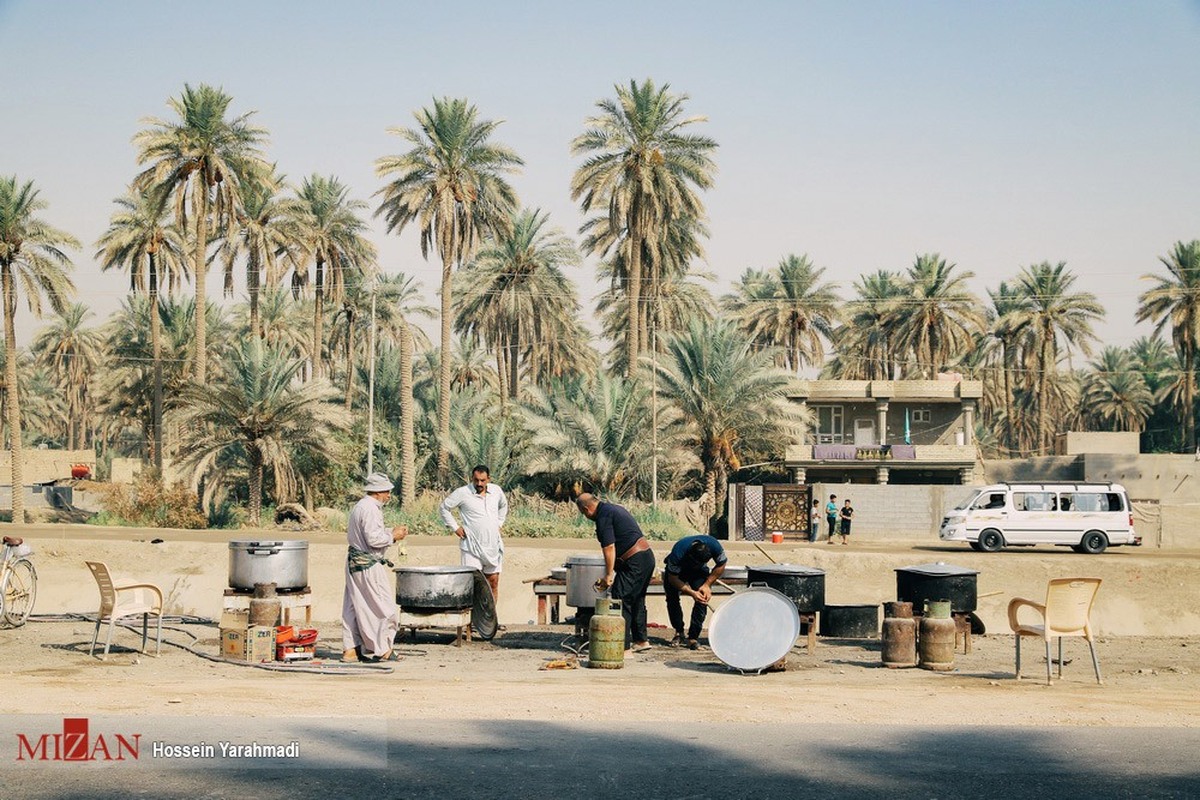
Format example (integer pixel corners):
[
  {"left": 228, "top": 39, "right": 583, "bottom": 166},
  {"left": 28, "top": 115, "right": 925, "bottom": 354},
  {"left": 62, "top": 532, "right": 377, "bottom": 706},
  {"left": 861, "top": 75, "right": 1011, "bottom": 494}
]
[{"left": 708, "top": 586, "right": 801, "bottom": 673}]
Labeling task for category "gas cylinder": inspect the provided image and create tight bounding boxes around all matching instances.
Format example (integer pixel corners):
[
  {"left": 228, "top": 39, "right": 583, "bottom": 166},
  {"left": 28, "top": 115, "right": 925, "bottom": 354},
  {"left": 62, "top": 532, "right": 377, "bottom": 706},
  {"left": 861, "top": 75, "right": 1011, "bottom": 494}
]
[
  {"left": 249, "top": 582, "right": 281, "bottom": 628},
  {"left": 881, "top": 601, "right": 917, "bottom": 668},
  {"left": 918, "top": 599, "right": 956, "bottom": 671},
  {"left": 588, "top": 598, "right": 625, "bottom": 669}
]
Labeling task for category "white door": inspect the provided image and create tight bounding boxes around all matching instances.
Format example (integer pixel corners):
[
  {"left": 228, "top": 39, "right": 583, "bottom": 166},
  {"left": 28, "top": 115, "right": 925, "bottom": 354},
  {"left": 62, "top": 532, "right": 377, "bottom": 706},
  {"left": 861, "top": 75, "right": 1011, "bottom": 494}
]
[{"left": 853, "top": 419, "right": 875, "bottom": 446}]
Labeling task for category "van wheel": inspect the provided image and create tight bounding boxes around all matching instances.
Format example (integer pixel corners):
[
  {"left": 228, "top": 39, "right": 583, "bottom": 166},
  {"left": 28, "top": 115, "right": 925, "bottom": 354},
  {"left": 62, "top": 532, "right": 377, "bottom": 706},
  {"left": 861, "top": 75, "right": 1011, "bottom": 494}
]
[
  {"left": 978, "top": 530, "right": 1005, "bottom": 553},
  {"left": 1080, "top": 531, "right": 1108, "bottom": 554}
]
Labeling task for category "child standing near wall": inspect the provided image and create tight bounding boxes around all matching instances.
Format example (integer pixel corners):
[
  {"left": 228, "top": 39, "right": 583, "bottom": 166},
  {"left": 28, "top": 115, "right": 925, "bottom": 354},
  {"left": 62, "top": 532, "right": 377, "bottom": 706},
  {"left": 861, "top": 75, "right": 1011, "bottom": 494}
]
[{"left": 839, "top": 498, "right": 854, "bottom": 544}]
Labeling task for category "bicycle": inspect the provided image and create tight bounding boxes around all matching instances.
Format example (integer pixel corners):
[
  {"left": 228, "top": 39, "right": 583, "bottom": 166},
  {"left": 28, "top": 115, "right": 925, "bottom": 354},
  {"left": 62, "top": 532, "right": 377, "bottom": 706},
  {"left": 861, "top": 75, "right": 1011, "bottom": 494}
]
[{"left": 1, "top": 536, "right": 37, "bottom": 626}]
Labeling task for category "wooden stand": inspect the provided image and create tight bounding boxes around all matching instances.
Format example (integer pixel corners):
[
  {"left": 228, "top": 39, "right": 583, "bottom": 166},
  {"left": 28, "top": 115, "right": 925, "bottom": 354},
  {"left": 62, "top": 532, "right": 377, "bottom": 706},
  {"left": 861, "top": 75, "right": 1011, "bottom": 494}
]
[
  {"left": 798, "top": 612, "right": 818, "bottom": 654},
  {"left": 398, "top": 608, "right": 472, "bottom": 646},
  {"left": 223, "top": 587, "right": 313, "bottom": 626}
]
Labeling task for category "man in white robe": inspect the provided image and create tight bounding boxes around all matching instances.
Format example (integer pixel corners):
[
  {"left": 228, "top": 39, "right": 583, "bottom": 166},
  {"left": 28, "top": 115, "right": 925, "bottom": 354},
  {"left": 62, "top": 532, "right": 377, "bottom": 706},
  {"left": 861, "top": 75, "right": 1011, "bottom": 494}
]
[
  {"left": 440, "top": 465, "right": 508, "bottom": 609},
  {"left": 341, "top": 473, "right": 407, "bottom": 662}
]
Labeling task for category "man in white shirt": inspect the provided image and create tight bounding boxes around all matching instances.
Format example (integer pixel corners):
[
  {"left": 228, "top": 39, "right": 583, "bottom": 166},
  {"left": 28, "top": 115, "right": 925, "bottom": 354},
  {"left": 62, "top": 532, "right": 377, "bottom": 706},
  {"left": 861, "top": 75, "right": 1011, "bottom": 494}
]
[
  {"left": 342, "top": 472, "right": 408, "bottom": 662},
  {"left": 440, "top": 465, "right": 508, "bottom": 610}
]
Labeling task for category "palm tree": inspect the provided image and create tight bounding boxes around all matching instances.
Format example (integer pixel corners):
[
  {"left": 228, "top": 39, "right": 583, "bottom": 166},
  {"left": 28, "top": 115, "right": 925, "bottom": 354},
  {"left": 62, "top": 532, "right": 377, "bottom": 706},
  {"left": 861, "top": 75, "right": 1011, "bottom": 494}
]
[
  {"left": 654, "top": 318, "right": 804, "bottom": 522},
  {"left": 986, "top": 281, "right": 1032, "bottom": 454},
  {"left": 723, "top": 254, "right": 840, "bottom": 373},
  {"left": 0, "top": 176, "right": 77, "bottom": 523},
  {"left": 375, "top": 96, "right": 523, "bottom": 484},
  {"left": 891, "top": 254, "right": 984, "bottom": 379},
  {"left": 133, "top": 83, "right": 269, "bottom": 384},
  {"left": 293, "top": 175, "right": 375, "bottom": 381},
  {"left": 1137, "top": 240, "right": 1200, "bottom": 451},
  {"left": 170, "top": 339, "right": 349, "bottom": 525},
  {"left": 256, "top": 286, "right": 312, "bottom": 360},
  {"left": 220, "top": 170, "right": 304, "bottom": 341},
  {"left": 31, "top": 303, "right": 104, "bottom": 449},
  {"left": 522, "top": 373, "right": 694, "bottom": 499},
  {"left": 571, "top": 79, "right": 717, "bottom": 378},
  {"left": 454, "top": 208, "right": 582, "bottom": 402},
  {"left": 826, "top": 270, "right": 907, "bottom": 380},
  {"left": 96, "top": 186, "right": 188, "bottom": 471},
  {"left": 382, "top": 273, "right": 435, "bottom": 507},
  {"left": 1015, "top": 262, "right": 1104, "bottom": 453},
  {"left": 1083, "top": 347, "right": 1153, "bottom": 432}
]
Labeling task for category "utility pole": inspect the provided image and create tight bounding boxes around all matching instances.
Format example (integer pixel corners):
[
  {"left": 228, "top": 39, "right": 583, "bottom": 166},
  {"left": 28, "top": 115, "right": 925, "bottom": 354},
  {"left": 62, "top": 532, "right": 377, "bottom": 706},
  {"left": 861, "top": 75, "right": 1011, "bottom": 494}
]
[{"left": 366, "top": 280, "right": 377, "bottom": 475}]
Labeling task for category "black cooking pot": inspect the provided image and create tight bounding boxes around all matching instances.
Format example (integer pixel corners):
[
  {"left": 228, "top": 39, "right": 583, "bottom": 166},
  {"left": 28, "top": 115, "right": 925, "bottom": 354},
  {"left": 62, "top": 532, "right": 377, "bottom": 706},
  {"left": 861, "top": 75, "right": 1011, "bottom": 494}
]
[
  {"left": 746, "top": 565, "right": 825, "bottom": 613},
  {"left": 895, "top": 562, "right": 979, "bottom": 614}
]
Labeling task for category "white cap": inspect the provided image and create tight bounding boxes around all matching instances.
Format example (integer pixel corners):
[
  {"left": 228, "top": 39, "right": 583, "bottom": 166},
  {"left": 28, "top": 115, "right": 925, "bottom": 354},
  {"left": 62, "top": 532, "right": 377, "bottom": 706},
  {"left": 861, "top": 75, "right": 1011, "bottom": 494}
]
[{"left": 363, "top": 472, "right": 394, "bottom": 493}]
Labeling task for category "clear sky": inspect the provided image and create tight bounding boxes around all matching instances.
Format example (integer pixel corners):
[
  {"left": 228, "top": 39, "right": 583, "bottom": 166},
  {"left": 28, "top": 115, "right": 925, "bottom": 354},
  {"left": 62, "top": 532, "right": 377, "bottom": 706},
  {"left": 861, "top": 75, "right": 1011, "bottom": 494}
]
[{"left": 2, "top": 0, "right": 1198, "bottom": 350}]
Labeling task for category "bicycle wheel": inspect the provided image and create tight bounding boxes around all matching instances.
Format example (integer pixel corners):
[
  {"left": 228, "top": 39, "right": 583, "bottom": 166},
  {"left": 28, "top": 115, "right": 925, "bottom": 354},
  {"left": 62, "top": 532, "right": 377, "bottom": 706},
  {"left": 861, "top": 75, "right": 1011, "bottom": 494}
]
[{"left": 2, "top": 558, "right": 37, "bottom": 626}]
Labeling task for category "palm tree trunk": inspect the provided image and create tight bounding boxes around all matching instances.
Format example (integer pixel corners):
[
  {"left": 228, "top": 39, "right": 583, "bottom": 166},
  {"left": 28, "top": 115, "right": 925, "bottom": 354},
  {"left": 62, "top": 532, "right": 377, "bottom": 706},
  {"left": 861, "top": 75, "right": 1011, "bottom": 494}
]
[
  {"left": 437, "top": 252, "right": 453, "bottom": 484},
  {"left": 1038, "top": 331, "right": 1052, "bottom": 454},
  {"left": 626, "top": 215, "right": 643, "bottom": 379},
  {"left": 344, "top": 312, "right": 355, "bottom": 410},
  {"left": 1002, "top": 342, "right": 1014, "bottom": 454},
  {"left": 509, "top": 318, "right": 520, "bottom": 401},
  {"left": 248, "top": 449, "right": 263, "bottom": 527},
  {"left": 150, "top": 254, "right": 163, "bottom": 474},
  {"left": 193, "top": 185, "right": 209, "bottom": 385},
  {"left": 400, "top": 322, "right": 415, "bottom": 507},
  {"left": 1185, "top": 339, "right": 1197, "bottom": 452},
  {"left": 495, "top": 341, "right": 507, "bottom": 409},
  {"left": 248, "top": 254, "right": 261, "bottom": 341},
  {"left": 313, "top": 255, "right": 325, "bottom": 381},
  {"left": 703, "top": 466, "right": 716, "bottom": 525},
  {"left": 3, "top": 266, "right": 24, "bottom": 525}
]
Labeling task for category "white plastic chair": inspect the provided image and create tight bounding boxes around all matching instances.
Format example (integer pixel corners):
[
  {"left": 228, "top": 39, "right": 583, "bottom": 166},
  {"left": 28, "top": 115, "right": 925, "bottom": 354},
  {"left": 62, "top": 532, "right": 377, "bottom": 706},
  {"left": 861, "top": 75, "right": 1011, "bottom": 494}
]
[
  {"left": 1008, "top": 577, "right": 1102, "bottom": 685},
  {"left": 85, "top": 561, "right": 163, "bottom": 660}
]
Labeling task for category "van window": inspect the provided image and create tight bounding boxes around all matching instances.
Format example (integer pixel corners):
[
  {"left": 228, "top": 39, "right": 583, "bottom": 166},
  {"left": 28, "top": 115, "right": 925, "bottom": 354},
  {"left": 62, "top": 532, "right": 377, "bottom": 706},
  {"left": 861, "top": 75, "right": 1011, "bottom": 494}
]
[
  {"left": 1059, "top": 492, "right": 1125, "bottom": 512},
  {"left": 1013, "top": 492, "right": 1054, "bottom": 512},
  {"left": 970, "top": 492, "right": 1006, "bottom": 510}
]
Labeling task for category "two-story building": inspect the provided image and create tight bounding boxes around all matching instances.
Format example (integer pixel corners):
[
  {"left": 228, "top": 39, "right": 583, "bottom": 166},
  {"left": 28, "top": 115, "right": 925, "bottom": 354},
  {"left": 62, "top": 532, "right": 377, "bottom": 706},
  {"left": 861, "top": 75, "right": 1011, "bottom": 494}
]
[{"left": 785, "top": 378, "right": 982, "bottom": 484}]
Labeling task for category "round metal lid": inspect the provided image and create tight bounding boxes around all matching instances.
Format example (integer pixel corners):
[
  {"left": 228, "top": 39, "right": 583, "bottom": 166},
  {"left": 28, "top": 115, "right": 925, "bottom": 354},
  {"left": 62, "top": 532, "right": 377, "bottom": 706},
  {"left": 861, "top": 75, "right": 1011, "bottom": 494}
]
[
  {"left": 565, "top": 554, "right": 606, "bottom": 566},
  {"left": 709, "top": 586, "right": 801, "bottom": 672},
  {"left": 228, "top": 540, "right": 308, "bottom": 549},
  {"left": 392, "top": 565, "right": 478, "bottom": 575},
  {"left": 746, "top": 563, "right": 825, "bottom": 577},
  {"left": 895, "top": 562, "right": 979, "bottom": 577}
]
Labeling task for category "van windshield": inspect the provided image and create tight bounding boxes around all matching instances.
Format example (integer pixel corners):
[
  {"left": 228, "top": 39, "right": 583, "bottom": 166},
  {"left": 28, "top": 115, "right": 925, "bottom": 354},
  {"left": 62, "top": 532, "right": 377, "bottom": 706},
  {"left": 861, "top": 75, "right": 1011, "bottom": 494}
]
[{"left": 954, "top": 491, "right": 984, "bottom": 511}]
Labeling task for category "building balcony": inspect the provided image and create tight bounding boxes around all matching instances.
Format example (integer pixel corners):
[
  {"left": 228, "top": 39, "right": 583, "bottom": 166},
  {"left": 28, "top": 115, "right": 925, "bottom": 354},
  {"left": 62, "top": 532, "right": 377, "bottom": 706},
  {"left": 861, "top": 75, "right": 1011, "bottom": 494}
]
[{"left": 784, "top": 443, "right": 976, "bottom": 466}]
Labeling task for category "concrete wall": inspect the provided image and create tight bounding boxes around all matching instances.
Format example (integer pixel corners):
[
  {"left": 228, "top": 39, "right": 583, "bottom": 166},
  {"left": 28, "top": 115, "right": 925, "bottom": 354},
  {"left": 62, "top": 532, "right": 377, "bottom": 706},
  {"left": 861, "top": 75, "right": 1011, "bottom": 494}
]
[
  {"left": 983, "top": 456, "right": 1083, "bottom": 483},
  {"left": 0, "top": 449, "right": 95, "bottom": 483},
  {"left": 1057, "top": 431, "right": 1140, "bottom": 455},
  {"left": 1081, "top": 453, "right": 1200, "bottom": 502},
  {"left": 809, "top": 482, "right": 978, "bottom": 541}
]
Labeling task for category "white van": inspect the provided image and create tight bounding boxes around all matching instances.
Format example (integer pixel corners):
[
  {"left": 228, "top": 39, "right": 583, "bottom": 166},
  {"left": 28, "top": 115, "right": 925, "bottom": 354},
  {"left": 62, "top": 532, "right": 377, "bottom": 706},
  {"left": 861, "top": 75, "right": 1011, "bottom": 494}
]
[{"left": 939, "top": 482, "right": 1140, "bottom": 554}]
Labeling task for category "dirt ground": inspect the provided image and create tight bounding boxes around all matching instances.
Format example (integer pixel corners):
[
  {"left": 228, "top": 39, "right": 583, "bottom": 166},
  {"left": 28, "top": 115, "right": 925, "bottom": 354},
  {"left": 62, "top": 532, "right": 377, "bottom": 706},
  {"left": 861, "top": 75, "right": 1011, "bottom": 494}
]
[{"left": 3, "top": 526, "right": 1200, "bottom": 729}]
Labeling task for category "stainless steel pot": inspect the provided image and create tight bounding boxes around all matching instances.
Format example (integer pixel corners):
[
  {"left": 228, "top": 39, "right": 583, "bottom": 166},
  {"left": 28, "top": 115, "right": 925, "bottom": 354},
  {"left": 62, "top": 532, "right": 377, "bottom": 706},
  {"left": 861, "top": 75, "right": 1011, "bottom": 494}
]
[
  {"left": 228, "top": 540, "right": 309, "bottom": 591},
  {"left": 394, "top": 566, "right": 476, "bottom": 610},
  {"left": 565, "top": 554, "right": 607, "bottom": 608},
  {"left": 720, "top": 564, "right": 749, "bottom": 584}
]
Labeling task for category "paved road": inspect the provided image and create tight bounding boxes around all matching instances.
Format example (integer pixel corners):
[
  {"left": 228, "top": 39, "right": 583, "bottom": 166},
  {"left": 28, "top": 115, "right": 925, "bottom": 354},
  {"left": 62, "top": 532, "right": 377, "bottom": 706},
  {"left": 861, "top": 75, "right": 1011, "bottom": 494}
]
[{"left": 4, "top": 719, "right": 1198, "bottom": 799}]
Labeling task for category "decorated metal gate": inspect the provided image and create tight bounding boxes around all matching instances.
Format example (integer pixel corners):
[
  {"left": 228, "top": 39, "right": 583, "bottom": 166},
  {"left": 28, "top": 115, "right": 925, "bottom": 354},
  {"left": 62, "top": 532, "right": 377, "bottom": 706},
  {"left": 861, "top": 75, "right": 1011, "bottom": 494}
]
[{"left": 729, "top": 483, "right": 812, "bottom": 541}]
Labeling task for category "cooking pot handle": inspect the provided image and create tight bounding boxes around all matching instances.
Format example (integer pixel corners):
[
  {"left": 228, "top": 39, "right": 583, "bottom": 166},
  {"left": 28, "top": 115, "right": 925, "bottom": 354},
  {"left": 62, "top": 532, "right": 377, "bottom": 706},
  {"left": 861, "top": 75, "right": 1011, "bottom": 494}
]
[
  {"left": 749, "top": 581, "right": 768, "bottom": 588},
  {"left": 246, "top": 547, "right": 282, "bottom": 556}
]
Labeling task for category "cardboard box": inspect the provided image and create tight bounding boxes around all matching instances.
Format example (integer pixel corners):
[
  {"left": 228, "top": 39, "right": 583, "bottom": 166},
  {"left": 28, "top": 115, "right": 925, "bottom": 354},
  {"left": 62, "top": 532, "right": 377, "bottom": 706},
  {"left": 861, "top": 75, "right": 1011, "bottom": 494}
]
[{"left": 221, "top": 625, "right": 275, "bottom": 662}]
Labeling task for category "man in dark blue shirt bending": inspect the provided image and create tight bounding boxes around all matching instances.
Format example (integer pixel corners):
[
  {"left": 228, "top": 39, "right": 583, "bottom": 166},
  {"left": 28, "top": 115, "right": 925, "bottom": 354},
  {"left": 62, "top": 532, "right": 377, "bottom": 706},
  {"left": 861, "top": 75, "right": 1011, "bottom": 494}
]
[
  {"left": 575, "top": 493, "right": 654, "bottom": 655},
  {"left": 662, "top": 534, "right": 727, "bottom": 649}
]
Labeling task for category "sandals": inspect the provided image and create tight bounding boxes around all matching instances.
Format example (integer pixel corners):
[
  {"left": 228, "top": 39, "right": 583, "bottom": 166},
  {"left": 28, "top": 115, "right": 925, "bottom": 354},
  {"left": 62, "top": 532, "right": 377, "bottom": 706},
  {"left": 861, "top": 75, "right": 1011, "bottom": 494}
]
[
  {"left": 631, "top": 642, "right": 653, "bottom": 653},
  {"left": 668, "top": 633, "right": 683, "bottom": 648}
]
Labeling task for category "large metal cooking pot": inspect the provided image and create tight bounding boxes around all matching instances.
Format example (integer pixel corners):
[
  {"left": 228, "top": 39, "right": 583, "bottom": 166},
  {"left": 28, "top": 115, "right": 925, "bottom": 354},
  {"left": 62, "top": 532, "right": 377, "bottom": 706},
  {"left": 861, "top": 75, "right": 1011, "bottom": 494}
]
[
  {"left": 746, "top": 564, "right": 825, "bottom": 613},
  {"left": 895, "top": 562, "right": 979, "bottom": 614},
  {"left": 720, "top": 564, "right": 749, "bottom": 585},
  {"left": 228, "top": 540, "right": 309, "bottom": 591},
  {"left": 565, "top": 554, "right": 607, "bottom": 608},
  {"left": 709, "top": 586, "right": 800, "bottom": 673},
  {"left": 394, "top": 566, "right": 476, "bottom": 610}
]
